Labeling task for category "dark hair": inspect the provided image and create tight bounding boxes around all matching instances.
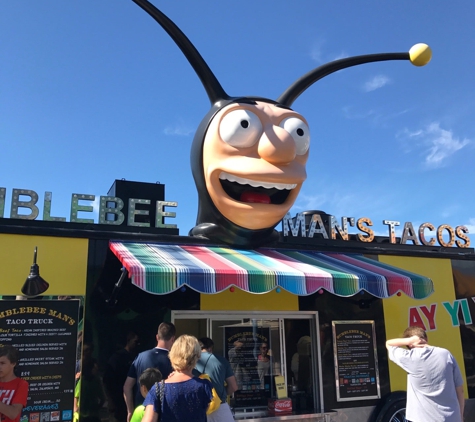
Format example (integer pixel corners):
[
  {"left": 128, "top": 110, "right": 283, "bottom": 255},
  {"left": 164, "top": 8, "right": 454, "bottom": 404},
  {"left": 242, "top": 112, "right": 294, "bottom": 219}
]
[
  {"left": 82, "top": 341, "right": 94, "bottom": 353},
  {"left": 81, "top": 357, "right": 98, "bottom": 381},
  {"left": 139, "top": 368, "right": 162, "bottom": 391},
  {"left": 403, "top": 326, "right": 428, "bottom": 340},
  {"left": 198, "top": 337, "right": 214, "bottom": 350},
  {"left": 126, "top": 331, "right": 138, "bottom": 343},
  {"left": 0, "top": 345, "right": 19, "bottom": 365},
  {"left": 157, "top": 322, "right": 176, "bottom": 341}
]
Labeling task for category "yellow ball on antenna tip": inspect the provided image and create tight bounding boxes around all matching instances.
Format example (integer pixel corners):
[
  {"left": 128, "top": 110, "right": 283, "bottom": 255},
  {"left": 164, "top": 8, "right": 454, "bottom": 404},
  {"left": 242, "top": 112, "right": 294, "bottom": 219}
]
[{"left": 409, "top": 43, "right": 432, "bottom": 67}]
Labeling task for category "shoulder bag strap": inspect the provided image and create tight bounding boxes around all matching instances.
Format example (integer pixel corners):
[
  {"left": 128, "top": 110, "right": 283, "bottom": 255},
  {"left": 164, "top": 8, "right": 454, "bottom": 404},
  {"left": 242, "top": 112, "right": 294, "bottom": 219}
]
[
  {"left": 159, "top": 381, "right": 165, "bottom": 405},
  {"left": 202, "top": 354, "right": 213, "bottom": 374},
  {"left": 154, "top": 381, "right": 165, "bottom": 417},
  {"left": 155, "top": 381, "right": 160, "bottom": 400}
]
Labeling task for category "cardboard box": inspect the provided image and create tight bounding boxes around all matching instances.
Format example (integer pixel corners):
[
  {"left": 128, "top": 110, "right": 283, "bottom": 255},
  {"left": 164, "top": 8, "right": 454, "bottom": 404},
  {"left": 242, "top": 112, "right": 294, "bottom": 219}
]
[{"left": 268, "top": 398, "right": 292, "bottom": 415}]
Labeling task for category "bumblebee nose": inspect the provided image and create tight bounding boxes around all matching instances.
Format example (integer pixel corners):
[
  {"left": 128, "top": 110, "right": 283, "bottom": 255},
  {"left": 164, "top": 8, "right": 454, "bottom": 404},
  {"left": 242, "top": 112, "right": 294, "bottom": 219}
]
[{"left": 257, "top": 125, "right": 296, "bottom": 165}]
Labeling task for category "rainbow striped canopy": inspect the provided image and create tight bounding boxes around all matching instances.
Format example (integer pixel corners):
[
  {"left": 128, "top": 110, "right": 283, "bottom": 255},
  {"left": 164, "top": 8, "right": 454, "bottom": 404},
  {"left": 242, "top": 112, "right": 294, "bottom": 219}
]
[{"left": 109, "top": 241, "right": 434, "bottom": 299}]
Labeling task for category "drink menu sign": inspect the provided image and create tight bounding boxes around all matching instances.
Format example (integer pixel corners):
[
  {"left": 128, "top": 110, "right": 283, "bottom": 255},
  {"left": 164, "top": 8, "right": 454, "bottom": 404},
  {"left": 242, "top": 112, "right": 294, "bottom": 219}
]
[
  {"left": 0, "top": 300, "right": 80, "bottom": 422},
  {"left": 332, "top": 320, "right": 380, "bottom": 401}
]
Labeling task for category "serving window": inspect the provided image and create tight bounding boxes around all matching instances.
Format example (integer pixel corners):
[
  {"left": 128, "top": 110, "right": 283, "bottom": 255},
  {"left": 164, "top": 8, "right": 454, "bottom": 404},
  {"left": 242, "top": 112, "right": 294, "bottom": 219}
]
[{"left": 172, "top": 311, "right": 322, "bottom": 417}]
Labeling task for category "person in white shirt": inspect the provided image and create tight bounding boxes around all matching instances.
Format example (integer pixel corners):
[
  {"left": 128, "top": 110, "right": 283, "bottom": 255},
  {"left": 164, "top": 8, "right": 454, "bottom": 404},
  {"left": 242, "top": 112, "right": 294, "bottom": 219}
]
[{"left": 386, "top": 326, "right": 464, "bottom": 422}]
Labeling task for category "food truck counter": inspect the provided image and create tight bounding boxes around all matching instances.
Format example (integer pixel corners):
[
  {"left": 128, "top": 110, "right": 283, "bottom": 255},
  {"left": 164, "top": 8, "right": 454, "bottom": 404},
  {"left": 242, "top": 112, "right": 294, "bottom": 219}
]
[{"left": 234, "top": 411, "right": 338, "bottom": 421}]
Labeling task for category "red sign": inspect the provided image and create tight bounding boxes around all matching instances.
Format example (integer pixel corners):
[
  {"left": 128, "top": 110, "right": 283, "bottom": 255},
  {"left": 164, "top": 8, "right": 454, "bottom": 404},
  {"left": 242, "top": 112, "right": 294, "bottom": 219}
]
[{"left": 268, "top": 398, "right": 292, "bottom": 415}]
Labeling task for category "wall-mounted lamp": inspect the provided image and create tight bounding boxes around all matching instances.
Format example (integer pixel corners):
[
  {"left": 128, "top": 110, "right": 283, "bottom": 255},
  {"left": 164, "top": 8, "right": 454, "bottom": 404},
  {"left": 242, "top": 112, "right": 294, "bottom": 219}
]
[
  {"left": 106, "top": 267, "right": 128, "bottom": 306},
  {"left": 21, "top": 247, "right": 49, "bottom": 297}
]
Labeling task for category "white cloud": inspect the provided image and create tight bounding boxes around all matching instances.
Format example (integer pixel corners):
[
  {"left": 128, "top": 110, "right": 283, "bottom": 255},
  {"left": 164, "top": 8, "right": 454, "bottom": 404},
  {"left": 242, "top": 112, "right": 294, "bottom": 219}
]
[
  {"left": 331, "top": 51, "right": 348, "bottom": 61},
  {"left": 308, "top": 38, "right": 347, "bottom": 66},
  {"left": 342, "top": 106, "right": 376, "bottom": 120},
  {"left": 399, "top": 122, "right": 471, "bottom": 169},
  {"left": 342, "top": 106, "right": 411, "bottom": 128},
  {"left": 424, "top": 123, "right": 470, "bottom": 167},
  {"left": 293, "top": 189, "right": 395, "bottom": 221},
  {"left": 463, "top": 218, "right": 475, "bottom": 234},
  {"left": 293, "top": 192, "right": 329, "bottom": 211},
  {"left": 407, "top": 129, "right": 423, "bottom": 138},
  {"left": 163, "top": 125, "right": 194, "bottom": 136},
  {"left": 363, "top": 75, "right": 391, "bottom": 92},
  {"left": 441, "top": 204, "right": 462, "bottom": 219},
  {"left": 309, "top": 39, "right": 325, "bottom": 63}
]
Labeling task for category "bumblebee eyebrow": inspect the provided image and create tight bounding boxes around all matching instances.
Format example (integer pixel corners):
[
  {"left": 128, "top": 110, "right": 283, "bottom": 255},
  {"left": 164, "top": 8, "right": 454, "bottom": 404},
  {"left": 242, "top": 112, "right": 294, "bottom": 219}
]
[{"left": 274, "top": 104, "right": 293, "bottom": 110}]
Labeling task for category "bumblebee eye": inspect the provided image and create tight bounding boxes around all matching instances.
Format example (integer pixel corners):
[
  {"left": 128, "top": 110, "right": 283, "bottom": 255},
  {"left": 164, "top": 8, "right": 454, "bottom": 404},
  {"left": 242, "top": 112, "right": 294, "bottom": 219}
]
[
  {"left": 219, "top": 109, "right": 263, "bottom": 148},
  {"left": 280, "top": 117, "right": 310, "bottom": 155}
]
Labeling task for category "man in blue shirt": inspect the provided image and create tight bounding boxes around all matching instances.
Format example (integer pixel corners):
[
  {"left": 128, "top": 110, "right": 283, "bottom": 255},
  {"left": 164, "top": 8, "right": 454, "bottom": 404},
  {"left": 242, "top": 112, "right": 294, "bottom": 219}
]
[
  {"left": 194, "top": 337, "right": 238, "bottom": 422},
  {"left": 123, "top": 322, "right": 175, "bottom": 422}
]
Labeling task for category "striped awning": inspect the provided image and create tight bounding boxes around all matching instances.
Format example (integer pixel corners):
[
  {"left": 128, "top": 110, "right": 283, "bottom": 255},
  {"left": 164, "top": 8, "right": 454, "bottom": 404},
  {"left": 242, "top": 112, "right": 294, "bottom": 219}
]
[{"left": 109, "top": 241, "right": 434, "bottom": 299}]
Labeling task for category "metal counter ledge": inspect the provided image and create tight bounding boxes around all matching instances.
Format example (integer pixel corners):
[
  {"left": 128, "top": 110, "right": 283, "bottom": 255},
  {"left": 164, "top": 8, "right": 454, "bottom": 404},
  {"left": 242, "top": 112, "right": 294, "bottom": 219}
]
[{"left": 234, "top": 411, "right": 338, "bottom": 421}]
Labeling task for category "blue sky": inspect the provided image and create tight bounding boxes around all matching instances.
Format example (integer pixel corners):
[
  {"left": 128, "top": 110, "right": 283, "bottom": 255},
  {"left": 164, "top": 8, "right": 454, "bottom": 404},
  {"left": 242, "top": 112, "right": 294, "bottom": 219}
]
[{"left": 1, "top": 1, "right": 474, "bottom": 245}]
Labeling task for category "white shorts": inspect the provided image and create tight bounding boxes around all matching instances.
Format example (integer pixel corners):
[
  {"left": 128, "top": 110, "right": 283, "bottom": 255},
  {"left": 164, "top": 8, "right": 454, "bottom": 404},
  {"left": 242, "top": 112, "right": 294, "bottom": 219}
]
[{"left": 207, "top": 402, "right": 235, "bottom": 422}]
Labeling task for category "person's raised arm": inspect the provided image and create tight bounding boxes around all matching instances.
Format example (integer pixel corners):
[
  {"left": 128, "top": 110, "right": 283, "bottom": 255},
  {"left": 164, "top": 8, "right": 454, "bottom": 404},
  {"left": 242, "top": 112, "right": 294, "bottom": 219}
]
[
  {"left": 386, "top": 335, "right": 425, "bottom": 350},
  {"left": 123, "top": 376, "right": 136, "bottom": 422}
]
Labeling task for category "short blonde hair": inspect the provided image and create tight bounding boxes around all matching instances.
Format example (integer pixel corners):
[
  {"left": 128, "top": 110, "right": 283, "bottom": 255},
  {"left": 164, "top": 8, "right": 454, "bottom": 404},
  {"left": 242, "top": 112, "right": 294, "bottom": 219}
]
[{"left": 169, "top": 335, "right": 201, "bottom": 371}]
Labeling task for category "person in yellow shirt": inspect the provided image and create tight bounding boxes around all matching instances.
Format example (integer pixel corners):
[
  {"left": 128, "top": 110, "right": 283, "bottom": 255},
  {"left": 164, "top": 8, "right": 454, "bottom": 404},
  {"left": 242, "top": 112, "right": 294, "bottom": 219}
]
[{"left": 74, "top": 358, "right": 105, "bottom": 422}]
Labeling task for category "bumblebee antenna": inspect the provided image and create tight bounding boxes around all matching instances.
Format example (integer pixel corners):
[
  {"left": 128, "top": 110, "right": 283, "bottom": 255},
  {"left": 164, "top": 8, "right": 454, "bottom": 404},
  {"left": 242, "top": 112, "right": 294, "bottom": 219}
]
[
  {"left": 132, "top": 0, "right": 229, "bottom": 104},
  {"left": 278, "top": 44, "right": 431, "bottom": 107}
]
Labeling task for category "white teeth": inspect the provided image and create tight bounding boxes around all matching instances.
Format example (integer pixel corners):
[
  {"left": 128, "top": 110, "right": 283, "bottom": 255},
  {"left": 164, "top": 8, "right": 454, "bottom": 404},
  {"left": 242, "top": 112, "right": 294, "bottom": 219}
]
[{"left": 219, "top": 171, "right": 297, "bottom": 190}]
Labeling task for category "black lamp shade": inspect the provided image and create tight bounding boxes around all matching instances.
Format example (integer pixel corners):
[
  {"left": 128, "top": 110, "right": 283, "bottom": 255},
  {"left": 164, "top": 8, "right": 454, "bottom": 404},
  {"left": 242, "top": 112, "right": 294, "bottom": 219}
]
[{"left": 21, "top": 248, "right": 49, "bottom": 297}]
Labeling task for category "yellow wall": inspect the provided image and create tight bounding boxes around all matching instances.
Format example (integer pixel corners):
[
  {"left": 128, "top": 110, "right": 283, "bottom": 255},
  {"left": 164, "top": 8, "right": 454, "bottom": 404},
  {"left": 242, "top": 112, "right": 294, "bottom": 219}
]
[
  {"left": 380, "top": 256, "right": 466, "bottom": 395},
  {"left": 201, "top": 287, "right": 299, "bottom": 311},
  {"left": 0, "top": 233, "right": 88, "bottom": 296}
]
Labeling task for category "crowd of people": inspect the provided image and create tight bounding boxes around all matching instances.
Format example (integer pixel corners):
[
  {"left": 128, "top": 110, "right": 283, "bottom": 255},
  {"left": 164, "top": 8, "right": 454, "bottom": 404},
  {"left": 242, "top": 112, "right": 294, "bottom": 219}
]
[
  {"left": 75, "top": 322, "right": 238, "bottom": 422},
  {"left": 0, "top": 323, "right": 467, "bottom": 422}
]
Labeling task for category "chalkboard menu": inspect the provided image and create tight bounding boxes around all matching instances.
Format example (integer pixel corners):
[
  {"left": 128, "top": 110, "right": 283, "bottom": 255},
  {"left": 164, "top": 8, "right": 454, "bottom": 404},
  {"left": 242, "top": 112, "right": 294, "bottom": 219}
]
[
  {"left": 0, "top": 299, "right": 81, "bottom": 422},
  {"left": 224, "top": 326, "right": 271, "bottom": 407},
  {"left": 332, "top": 320, "right": 380, "bottom": 402}
]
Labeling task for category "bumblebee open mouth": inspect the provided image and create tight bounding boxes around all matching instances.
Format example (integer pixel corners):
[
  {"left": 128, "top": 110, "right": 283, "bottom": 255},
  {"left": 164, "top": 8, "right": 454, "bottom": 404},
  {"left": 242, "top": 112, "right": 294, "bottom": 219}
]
[{"left": 219, "top": 172, "right": 295, "bottom": 204}]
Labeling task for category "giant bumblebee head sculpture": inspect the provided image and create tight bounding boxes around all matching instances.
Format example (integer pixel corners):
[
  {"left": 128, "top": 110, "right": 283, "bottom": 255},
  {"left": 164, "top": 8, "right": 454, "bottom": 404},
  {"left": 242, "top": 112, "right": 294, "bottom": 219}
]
[{"left": 133, "top": 0, "right": 431, "bottom": 248}]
